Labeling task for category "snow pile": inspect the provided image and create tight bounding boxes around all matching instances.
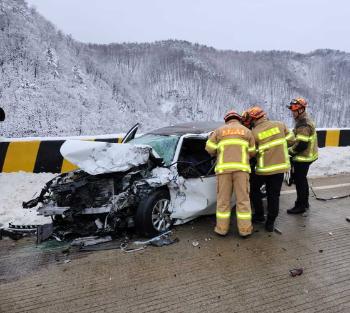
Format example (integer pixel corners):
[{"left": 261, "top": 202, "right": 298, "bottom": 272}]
[
  {"left": 61, "top": 140, "right": 151, "bottom": 175},
  {"left": 0, "top": 172, "right": 53, "bottom": 227},
  {"left": 309, "top": 147, "right": 350, "bottom": 177}
]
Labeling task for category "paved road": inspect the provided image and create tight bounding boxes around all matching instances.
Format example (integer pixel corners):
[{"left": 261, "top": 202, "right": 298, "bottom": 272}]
[{"left": 1, "top": 175, "right": 350, "bottom": 313}]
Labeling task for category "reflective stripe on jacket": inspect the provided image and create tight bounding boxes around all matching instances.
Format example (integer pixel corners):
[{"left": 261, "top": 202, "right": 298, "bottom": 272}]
[
  {"left": 252, "top": 117, "right": 295, "bottom": 175},
  {"left": 205, "top": 120, "right": 256, "bottom": 174},
  {"left": 289, "top": 113, "right": 318, "bottom": 163}
]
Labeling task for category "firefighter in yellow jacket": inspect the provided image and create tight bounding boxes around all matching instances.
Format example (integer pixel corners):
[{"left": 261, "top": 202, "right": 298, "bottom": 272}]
[
  {"left": 205, "top": 110, "right": 256, "bottom": 237},
  {"left": 245, "top": 106, "right": 295, "bottom": 232},
  {"left": 287, "top": 98, "right": 318, "bottom": 214}
]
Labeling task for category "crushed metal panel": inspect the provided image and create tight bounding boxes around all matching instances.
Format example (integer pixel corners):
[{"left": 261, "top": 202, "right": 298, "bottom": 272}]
[
  {"left": 170, "top": 176, "right": 217, "bottom": 221},
  {"left": 60, "top": 140, "right": 151, "bottom": 175}
]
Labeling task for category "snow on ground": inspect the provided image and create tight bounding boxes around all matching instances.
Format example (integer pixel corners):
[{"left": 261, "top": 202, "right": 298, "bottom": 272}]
[
  {"left": 308, "top": 147, "right": 350, "bottom": 177},
  {"left": 0, "top": 147, "right": 349, "bottom": 228},
  {"left": 0, "top": 172, "right": 54, "bottom": 227}
]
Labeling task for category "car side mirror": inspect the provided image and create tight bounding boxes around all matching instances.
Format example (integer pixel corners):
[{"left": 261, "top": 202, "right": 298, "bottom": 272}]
[{"left": 0, "top": 108, "right": 5, "bottom": 122}]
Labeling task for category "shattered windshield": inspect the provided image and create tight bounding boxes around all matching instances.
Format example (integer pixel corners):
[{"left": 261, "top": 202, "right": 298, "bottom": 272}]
[{"left": 129, "top": 134, "right": 180, "bottom": 165}]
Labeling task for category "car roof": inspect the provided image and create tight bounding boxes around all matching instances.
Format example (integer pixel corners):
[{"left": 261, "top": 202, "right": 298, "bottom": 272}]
[{"left": 147, "top": 121, "right": 224, "bottom": 136}]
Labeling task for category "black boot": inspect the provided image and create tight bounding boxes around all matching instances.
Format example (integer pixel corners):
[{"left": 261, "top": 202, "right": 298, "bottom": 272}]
[
  {"left": 252, "top": 214, "right": 265, "bottom": 223},
  {"left": 287, "top": 206, "right": 306, "bottom": 214},
  {"left": 265, "top": 220, "right": 274, "bottom": 232}
]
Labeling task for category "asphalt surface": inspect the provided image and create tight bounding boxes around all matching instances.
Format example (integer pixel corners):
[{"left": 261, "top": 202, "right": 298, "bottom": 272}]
[{"left": 1, "top": 175, "right": 350, "bottom": 313}]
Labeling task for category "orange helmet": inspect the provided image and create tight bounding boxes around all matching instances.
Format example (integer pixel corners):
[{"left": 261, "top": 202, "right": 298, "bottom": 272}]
[
  {"left": 287, "top": 98, "right": 307, "bottom": 111},
  {"left": 241, "top": 110, "right": 252, "bottom": 128},
  {"left": 224, "top": 110, "right": 241, "bottom": 122},
  {"left": 246, "top": 106, "right": 266, "bottom": 120}
]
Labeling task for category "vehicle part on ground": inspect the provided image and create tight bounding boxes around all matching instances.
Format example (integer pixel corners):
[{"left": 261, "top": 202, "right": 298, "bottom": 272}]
[
  {"left": 310, "top": 184, "right": 350, "bottom": 201},
  {"left": 37, "top": 223, "right": 54, "bottom": 243},
  {"left": 71, "top": 236, "right": 113, "bottom": 247},
  {"left": 120, "top": 243, "right": 145, "bottom": 253},
  {"left": 274, "top": 227, "right": 282, "bottom": 235},
  {"left": 133, "top": 230, "right": 173, "bottom": 246},
  {"left": 79, "top": 240, "right": 124, "bottom": 252},
  {"left": 289, "top": 268, "right": 304, "bottom": 277}
]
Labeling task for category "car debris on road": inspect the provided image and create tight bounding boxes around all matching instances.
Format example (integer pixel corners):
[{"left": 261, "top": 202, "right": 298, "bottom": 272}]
[{"left": 289, "top": 268, "right": 304, "bottom": 277}]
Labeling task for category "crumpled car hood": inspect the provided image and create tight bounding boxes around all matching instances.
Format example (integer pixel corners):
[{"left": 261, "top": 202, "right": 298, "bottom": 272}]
[{"left": 60, "top": 140, "right": 152, "bottom": 175}]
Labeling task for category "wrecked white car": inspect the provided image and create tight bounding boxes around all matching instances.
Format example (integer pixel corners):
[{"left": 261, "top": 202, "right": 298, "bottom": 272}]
[{"left": 23, "top": 122, "right": 224, "bottom": 237}]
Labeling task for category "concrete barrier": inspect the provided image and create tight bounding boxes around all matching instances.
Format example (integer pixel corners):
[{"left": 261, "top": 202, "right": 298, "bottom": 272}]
[
  {"left": 0, "top": 129, "right": 349, "bottom": 173},
  {"left": 0, "top": 136, "right": 122, "bottom": 173}
]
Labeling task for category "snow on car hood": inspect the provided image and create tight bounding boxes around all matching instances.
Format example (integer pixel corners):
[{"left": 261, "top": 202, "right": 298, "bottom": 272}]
[{"left": 60, "top": 140, "right": 152, "bottom": 175}]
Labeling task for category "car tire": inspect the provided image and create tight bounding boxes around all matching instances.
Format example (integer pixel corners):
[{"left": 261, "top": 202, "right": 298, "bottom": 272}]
[{"left": 135, "top": 189, "right": 172, "bottom": 237}]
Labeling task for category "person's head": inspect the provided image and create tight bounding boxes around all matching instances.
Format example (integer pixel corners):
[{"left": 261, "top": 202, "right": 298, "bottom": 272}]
[
  {"left": 246, "top": 106, "right": 266, "bottom": 127},
  {"left": 241, "top": 110, "right": 252, "bottom": 129},
  {"left": 287, "top": 98, "right": 307, "bottom": 119},
  {"left": 0, "top": 107, "right": 4, "bottom": 122},
  {"left": 224, "top": 110, "right": 241, "bottom": 124}
]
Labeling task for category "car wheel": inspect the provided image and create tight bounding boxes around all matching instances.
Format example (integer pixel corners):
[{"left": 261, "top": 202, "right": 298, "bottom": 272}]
[{"left": 135, "top": 189, "right": 173, "bottom": 237}]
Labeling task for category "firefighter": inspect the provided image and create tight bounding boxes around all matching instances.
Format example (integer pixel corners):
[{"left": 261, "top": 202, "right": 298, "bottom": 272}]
[
  {"left": 241, "top": 111, "right": 265, "bottom": 214},
  {"left": 286, "top": 98, "right": 318, "bottom": 214},
  {"left": 246, "top": 106, "right": 295, "bottom": 231},
  {"left": 205, "top": 110, "right": 256, "bottom": 237}
]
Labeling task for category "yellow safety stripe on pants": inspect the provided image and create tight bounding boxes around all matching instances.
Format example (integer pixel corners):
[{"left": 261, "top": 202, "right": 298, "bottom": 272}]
[
  {"left": 216, "top": 162, "right": 251, "bottom": 173},
  {"left": 216, "top": 211, "right": 231, "bottom": 219},
  {"left": 258, "top": 127, "right": 281, "bottom": 140},
  {"left": 296, "top": 134, "right": 312, "bottom": 142},
  {"left": 206, "top": 140, "right": 218, "bottom": 150},
  {"left": 236, "top": 212, "right": 252, "bottom": 220}
]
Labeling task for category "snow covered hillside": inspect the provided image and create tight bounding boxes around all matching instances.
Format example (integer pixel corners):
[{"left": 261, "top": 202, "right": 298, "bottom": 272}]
[{"left": 1, "top": 0, "right": 350, "bottom": 138}]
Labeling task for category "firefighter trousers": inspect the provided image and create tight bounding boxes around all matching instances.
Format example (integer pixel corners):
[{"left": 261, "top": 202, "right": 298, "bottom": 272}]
[
  {"left": 251, "top": 173, "right": 284, "bottom": 222},
  {"left": 293, "top": 161, "right": 311, "bottom": 209},
  {"left": 215, "top": 171, "right": 253, "bottom": 236}
]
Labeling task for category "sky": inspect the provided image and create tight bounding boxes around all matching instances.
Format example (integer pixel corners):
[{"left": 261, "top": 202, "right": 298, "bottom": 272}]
[{"left": 26, "top": 0, "right": 350, "bottom": 53}]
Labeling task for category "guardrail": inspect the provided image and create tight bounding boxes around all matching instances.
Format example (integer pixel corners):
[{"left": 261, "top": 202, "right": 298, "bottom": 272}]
[{"left": 0, "top": 129, "right": 349, "bottom": 173}]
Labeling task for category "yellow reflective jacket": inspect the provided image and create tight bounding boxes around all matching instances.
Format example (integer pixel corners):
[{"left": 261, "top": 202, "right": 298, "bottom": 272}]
[
  {"left": 205, "top": 120, "right": 256, "bottom": 174},
  {"left": 289, "top": 113, "right": 318, "bottom": 163},
  {"left": 252, "top": 117, "right": 295, "bottom": 175}
]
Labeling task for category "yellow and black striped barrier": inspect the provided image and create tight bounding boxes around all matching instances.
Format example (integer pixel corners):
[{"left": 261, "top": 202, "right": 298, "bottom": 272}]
[
  {"left": 0, "top": 137, "right": 122, "bottom": 174},
  {"left": 0, "top": 129, "right": 349, "bottom": 173},
  {"left": 316, "top": 129, "right": 350, "bottom": 147}
]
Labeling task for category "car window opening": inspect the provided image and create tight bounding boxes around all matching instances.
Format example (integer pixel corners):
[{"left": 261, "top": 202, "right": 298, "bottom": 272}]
[{"left": 178, "top": 138, "right": 215, "bottom": 178}]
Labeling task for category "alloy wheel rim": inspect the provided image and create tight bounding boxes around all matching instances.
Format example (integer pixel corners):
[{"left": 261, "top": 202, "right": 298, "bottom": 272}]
[{"left": 151, "top": 199, "right": 172, "bottom": 232}]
